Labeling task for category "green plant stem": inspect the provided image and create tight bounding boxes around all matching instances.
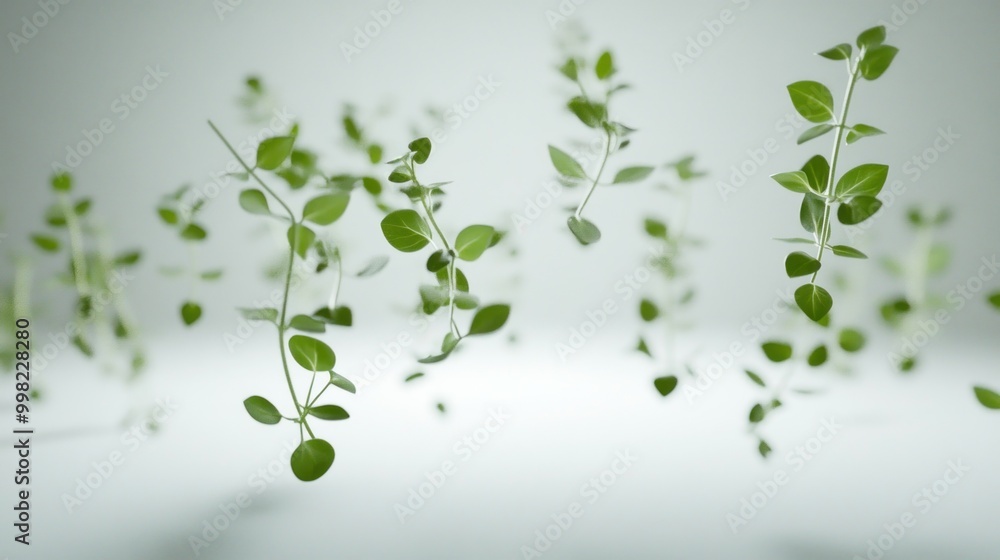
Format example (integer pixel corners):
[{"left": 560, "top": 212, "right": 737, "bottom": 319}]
[
  {"left": 409, "top": 162, "right": 461, "bottom": 338},
  {"left": 208, "top": 120, "right": 314, "bottom": 438},
  {"left": 58, "top": 193, "right": 91, "bottom": 300},
  {"left": 574, "top": 128, "right": 613, "bottom": 219},
  {"left": 811, "top": 60, "right": 861, "bottom": 283}
]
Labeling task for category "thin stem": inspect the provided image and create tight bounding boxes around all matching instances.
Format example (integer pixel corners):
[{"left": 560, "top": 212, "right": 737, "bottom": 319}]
[
  {"left": 574, "top": 128, "right": 613, "bottom": 219},
  {"left": 208, "top": 120, "right": 307, "bottom": 427},
  {"left": 59, "top": 192, "right": 91, "bottom": 299},
  {"left": 410, "top": 161, "right": 461, "bottom": 338},
  {"left": 331, "top": 249, "right": 343, "bottom": 309},
  {"left": 308, "top": 381, "right": 331, "bottom": 408},
  {"left": 811, "top": 60, "right": 861, "bottom": 283}
]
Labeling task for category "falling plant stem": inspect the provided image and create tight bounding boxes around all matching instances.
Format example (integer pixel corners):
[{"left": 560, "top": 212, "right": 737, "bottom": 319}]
[
  {"left": 58, "top": 192, "right": 91, "bottom": 300},
  {"left": 574, "top": 128, "right": 613, "bottom": 219},
  {"left": 208, "top": 120, "right": 312, "bottom": 436},
  {"left": 811, "top": 60, "right": 861, "bottom": 283},
  {"left": 409, "top": 162, "right": 461, "bottom": 338},
  {"left": 331, "top": 249, "right": 343, "bottom": 309}
]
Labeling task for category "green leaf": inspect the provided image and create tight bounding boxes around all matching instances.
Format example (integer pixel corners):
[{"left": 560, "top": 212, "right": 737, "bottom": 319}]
[
  {"left": 329, "top": 372, "right": 356, "bottom": 393},
  {"left": 256, "top": 136, "right": 295, "bottom": 170},
  {"left": 74, "top": 198, "right": 92, "bottom": 216},
  {"left": 774, "top": 237, "right": 816, "bottom": 245},
  {"left": 857, "top": 26, "right": 886, "bottom": 49},
  {"left": 356, "top": 255, "right": 389, "bottom": 277},
  {"left": 636, "top": 337, "right": 652, "bottom": 357},
  {"left": 51, "top": 172, "right": 72, "bottom": 192},
  {"left": 749, "top": 404, "right": 766, "bottom": 423},
  {"left": 835, "top": 163, "right": 889, "bottom": 199},
  {"left": 307, "top": 405, "right": 349, "bottom": 421},
  {"left": 567, "top": 216, "right": 601, "bottom": 245},
  {"left": 817, "top": 43, "right": 852, "bottom": 60},
  {"left": 238, "top": 189, "right": 271, "bottom": 215},
  {"left": 795, "top": 284, "right": 833, "bottom": 322},
  {"left": 830, "top": 245, "right": 867, "bottom": 259},
  {"left": 404, "top": 372, "right": 425, "bottom": 383},
  {"left": 454, "top": 225, "right": 496, "bottom": 261},
  {"left": 288, "top": 334, "right": 336, "bottom": 372},
  {"left": 468, "top": 304, "right": 510, "bottom": 336},
  {"left": 243, "top": 396, "right": 281, "bottom": 425},
  {"left": 200, "top": 269, "right": 223, "bottom": 281},
  {"left": 426, "top": 249, "right": 452, "bottom": 272},
  {"left": 800, "top": 193, "right": 825, "bottom": 234},
  {"left": 595, "top": 50, "right": 614, "bottom": 79},
  {"left": 290, "top": 439, "right": 335, "bottom": 482},
  {"left": 31, "top": 234, "right": 60, "bottom": 252},
  {"left": 436, "top": 403, "right": 447, "bottom": 414},
  {"left": 368, "top": 144, "right": 383, "bottom": 164},
  {"left": 342, "top": 116, "right": 361, "bottom": 142},
  {"left": 388, "top": 165, "right": 412, "bottom": 183},
  {"left": 240, "top": 307, "right": 278, "bottom": 323},
  {"left": 798, "top": 124, "right": 834, "bottom": 145},
  {"left": 927, "top": 244, "right": 950, "bottom": 274},
  {"left": 987, "top": 291, "right": 1000, "bottom": 310},
  {"left": 114, "top": 251, "right": 142, "bottom": 267},
  {"left": 758, "top": 439, "right": 772, "bottom": 458},
  {"left": 437, "top": 267, "right": 470, "bottom": 292},
  {"left": 846, "top": 124, "right": 885, "bottom": 144},
  {"left": 419, "top": 284, "right": 449, "bottom": 314},
  {"left": 361, "top": 176, "right": 382, "bottom": 195},
  {"left": 303, "top": 193, "right": 350, "bottom": 225},
  {"left": 837, "top": 196, "right": 882, "bottom": 225},
  {"left": 180, "top": 223, "right": 207, "bottom": 241},
  {"left": 744, "top": 369, "right": 766, "bottom": 387},
  {"left": 289, "top": 314, "right": 326, "bottom": 333},
  {"left": 807, "top": 345, "right": 828, "bottom": 367},
  {"left": 314, "top": 306, "right": 352, "bottom": 327},
  {"left": 644, "top": 218, "right": 668, "bottom": 239},
  {"left": 559, "top": 58, "right": 578, "bottom": 80},
  {"left": 973, "top": 386, "right": 1000, "bottom": 410},
  {"left": 639, "top": 299, "right": 659, "bottom": 322},
  {"left": 408, "top": 137, "right": 432, "bottom": 164},
  {"left": 771, "top": 171, "right": 812, "bottom": 194},
  {"left": 613, "top": 166, "right": 654, "bottom": 184},
  {"left": 838, "top": 328, "right": 866, "bottom": 352},
  {"left": 568, "top": 97, "right": 606, "bottom": 128},
  {"left": 454, "top": 292, "right": 480, "bottom": 310},
  {"left": 785, "top": 251, "right": 821, "bottom": 278},
  {"left": 287, "top": 224, "right": 315, "bottom": 259},
  {"left": 380, "top": 210, "right": 431, "bottom": 253},
  {"left": 761, "top": 341, "right": 793, "bottom": 363},
  {"left": 548, "top": 146, "right": 587, "bottom": 179},
  {"left": 801, "top": 155, "right": 830, "bottom": 194},
  {"left": 860, "top": 44, "right": 898, "bottom": 81},
  {"left": 180, "top": 301, "right": 202, "bottom": 326},
  {"left": 786, "top": 81, "right": 835, "bottom": 123},
  {"left": 653, "top": 375, "right": 678, "bottom": 397}
]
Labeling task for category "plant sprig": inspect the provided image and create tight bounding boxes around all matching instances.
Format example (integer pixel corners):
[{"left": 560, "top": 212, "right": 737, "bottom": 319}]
[
  {"left": 209, "top": 121, "right": 357, "bottom": 482},
  {"left": 380, "top": 137, "right": 511, "bottom": 363},
  {"left": 771, "top": 26, "right": 899, "bottom": 322},
  {"left": 548, "top": 48, "right": 654, "bottom": 245}
]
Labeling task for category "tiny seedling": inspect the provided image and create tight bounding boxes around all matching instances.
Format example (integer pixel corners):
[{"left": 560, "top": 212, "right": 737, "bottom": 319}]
[
  {"left": 209, "top": 121, "right": 357, "bottom": 481},
  {"left": 156, "top": 184, "right": 223, "bottom": 326},
  {"left": 771, "top": 26, "right": 899, "bottom": 322},
  {"left": 381, "top": 137, "right": 511, "bottom": 363},
  {"left": 30, "top": 172, "right": 145, "bottom": 377},
  {"left": 549, "top": 48, "right": 655, "bottom": 245},
  {"left": 629, "top": 156, "right": 708, "bottom": 396},
  {"left": 879, "top": 207, "right": 952, "bottom": 372}
]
